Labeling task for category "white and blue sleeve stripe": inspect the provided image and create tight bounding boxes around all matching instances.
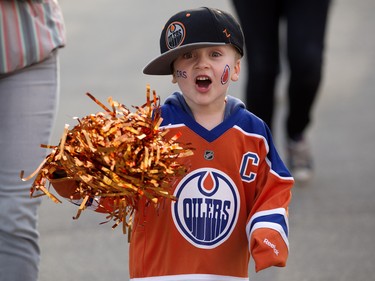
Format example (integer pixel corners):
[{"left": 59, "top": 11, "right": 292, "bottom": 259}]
[{"left": 246, "top": 208, "right": 289, "bottom": 250}]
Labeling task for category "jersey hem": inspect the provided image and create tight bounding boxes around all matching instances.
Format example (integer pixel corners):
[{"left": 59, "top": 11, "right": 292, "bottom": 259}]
[{"left": 130, "top": 274, "right": 249, "bottom": 281}]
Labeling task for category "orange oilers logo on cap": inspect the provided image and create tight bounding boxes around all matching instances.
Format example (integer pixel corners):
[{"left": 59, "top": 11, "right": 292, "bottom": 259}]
[{"left": 166, "top": 21, "right": 185, "bottom": 50}]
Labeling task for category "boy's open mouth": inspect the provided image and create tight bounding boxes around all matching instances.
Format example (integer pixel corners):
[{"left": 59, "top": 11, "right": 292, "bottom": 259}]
[{"left": 196, "top": 76, "right": 212, "bottom": 88}]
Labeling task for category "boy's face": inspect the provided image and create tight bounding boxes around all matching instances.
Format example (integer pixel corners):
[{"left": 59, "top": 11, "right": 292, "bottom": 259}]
[{"left": 172, "top": 45, "right": 241, "bottom": 111}]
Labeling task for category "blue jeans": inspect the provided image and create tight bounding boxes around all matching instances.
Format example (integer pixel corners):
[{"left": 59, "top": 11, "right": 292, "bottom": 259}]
[{"left": 0, "top": 50, "right": 59, "bottom": 281}]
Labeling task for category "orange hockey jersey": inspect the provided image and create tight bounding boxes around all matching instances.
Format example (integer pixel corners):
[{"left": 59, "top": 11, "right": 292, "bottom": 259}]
[{"left": 128, "top": 93, "right": 294, "bottom": 280}]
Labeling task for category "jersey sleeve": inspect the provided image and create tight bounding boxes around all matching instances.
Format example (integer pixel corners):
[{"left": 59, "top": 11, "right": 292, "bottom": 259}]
[
  {"left": 246, "top": 127, "right": 294, "bottom": 272},
  {"left": 49, "top": 175, "right": 114, "bottom": 213},
  {"left": 248, "top": 201, "right": 291, "bottom": 272}
]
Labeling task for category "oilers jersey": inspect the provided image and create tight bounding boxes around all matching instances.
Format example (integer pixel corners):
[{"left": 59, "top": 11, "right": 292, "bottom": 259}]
[{"left": 128, "top": 93, "right": 294, "bottom": 280}]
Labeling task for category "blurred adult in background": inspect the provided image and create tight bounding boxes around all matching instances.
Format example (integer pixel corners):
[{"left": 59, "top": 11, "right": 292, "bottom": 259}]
[
  {"left": 0, "top": 1, "right": 66, "bottom": 280},
  {"left": 232, "top": 0, "right": 331, "bottom": 183}
]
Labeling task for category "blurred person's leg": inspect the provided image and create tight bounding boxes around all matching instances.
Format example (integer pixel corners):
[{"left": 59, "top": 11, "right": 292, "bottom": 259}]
[
  {"left": 232, "top": 0, "right": 282, "bottom": 130},
  {"left": 285, "top": 0, "right": 331, "bottom": 182},
  {"left": 0, "top": 51, "right": 59, "bottom": 281},
  {"left": 285, "top": 0, "right": 331, "bottom": 140}
]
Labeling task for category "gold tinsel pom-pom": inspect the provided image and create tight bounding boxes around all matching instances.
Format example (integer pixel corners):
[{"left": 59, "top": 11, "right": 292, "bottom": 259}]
[{"left": 20, "top": 85, "right": 193, "bottom": 233}]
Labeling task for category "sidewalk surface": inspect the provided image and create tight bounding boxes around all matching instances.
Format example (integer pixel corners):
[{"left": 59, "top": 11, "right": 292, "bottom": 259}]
[{"left": 37, "top": 1, "right": 375, "bottom": 280}]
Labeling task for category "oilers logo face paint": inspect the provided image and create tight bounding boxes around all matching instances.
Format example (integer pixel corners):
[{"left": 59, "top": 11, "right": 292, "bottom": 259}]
[
  {"left": 166, "top": 22, "right": 185, "bottom": 50},
  {"left": 172, "top": 168, "right": 240, "bottom": 249},
  {"left": 221, "top": 64, "right": 230, "bottom": 85}
]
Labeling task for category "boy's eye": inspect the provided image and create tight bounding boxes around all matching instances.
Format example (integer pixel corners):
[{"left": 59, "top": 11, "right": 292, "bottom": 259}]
[
  {"left": 211, "top": 51, "right": 222, "bottom": 57},
  {"left": 182, "top": 52, "right": 193, "bottom": 59}
]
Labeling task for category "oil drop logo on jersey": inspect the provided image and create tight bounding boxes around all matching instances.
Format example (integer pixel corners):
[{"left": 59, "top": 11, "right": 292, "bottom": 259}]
[{"left": 172, "top": 168, "right": 240, "bottom": 249}]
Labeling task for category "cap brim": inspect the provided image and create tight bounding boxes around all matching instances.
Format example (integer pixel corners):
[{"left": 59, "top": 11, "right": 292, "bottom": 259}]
[{"left": 143, "top": 42, "right": 226, "bottom": 75}]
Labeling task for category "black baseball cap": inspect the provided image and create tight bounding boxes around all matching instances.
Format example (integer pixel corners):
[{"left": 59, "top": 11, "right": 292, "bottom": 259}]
[{"left": 143, "top": 7, "right": 244, "bottom": 75}]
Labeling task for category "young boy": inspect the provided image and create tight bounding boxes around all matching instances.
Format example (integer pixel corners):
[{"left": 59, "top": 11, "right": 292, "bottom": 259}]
[{"left": 53, "top": 7, "right": 294, "bottom": 281}]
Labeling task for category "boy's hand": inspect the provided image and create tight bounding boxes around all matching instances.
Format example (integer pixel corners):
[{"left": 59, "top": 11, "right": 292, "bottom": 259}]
[{"left": 49, "top": 170, "right": 80, "bottom": 199}]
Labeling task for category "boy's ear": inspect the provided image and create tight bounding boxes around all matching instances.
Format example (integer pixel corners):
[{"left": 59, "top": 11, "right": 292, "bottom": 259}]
[
  {"left": 171, "top": 63, "right": 178, "bottom": 83},
  {"left": 172, "top": 73, "right": 178, "bottom": 84},
  {"left": 231, "top": 59, "right": 241, "bottom": 82}
]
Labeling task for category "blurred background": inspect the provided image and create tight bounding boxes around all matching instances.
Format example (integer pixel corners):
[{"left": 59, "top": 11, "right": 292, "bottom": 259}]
[{"left": 37, "top": 0, "right": 375, "bottom": 280}]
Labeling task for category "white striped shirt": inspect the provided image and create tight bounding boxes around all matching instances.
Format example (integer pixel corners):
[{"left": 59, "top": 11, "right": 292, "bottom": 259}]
[{"left": 0, "top": 0, "right": 66, "bottom": 74}]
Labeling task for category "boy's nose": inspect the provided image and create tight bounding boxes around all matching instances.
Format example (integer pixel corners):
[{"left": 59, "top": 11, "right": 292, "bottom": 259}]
[{"left": 195, "top": 55, "right": 210, "bottom": 69}]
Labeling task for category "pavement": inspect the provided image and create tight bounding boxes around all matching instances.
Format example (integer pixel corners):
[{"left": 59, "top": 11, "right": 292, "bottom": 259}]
[{"left": 37, "top": 0, "right": 375, "bottom": 280}]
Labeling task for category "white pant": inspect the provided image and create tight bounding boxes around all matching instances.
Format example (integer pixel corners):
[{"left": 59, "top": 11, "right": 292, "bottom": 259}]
[{"left": 0, "top": 50, "right": 59, "bottom": 281}]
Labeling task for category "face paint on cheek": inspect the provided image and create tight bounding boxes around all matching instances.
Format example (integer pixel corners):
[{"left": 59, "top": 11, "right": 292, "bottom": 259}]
[
  {"left": 175, "top": 69, "right": 188, "bottom": 79},
  {"left": 221, "top": 65, "right": 230, "bottom": 85}
]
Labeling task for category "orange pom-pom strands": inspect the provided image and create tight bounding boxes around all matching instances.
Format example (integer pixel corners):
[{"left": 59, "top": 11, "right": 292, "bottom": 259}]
[{"left": 20, "top": 85, "right": 193, "bottom": 233}]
